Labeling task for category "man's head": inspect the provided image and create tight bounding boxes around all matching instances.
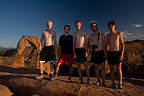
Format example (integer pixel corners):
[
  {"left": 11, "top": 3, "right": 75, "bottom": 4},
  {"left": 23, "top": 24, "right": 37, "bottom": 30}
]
[
  {"left": 46, "top": 20, "right": 53, "bottom": 30},
  {"left": 75, "top": 20, "right": 82, "bottom": 30},
  {"left": 107, "top": 21, "right": 116, "bottom": 31},
  {"left": 90, "top": 21, "right": 98, "bottom": 32},
  {"left": 64, "top": 25, "right": 70, "bottom": 34}
]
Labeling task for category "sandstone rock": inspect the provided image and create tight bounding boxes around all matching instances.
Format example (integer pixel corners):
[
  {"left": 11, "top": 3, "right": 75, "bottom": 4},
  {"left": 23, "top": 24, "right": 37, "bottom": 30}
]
[
  {"left": 11, "top": 35, "right": 40, "bottom": 67},
  {"left": 0, "top": 84, "right": 13, "bottom": 96},
  {"left": 0, "top": 74, "right": 144, "bottom": 96}
]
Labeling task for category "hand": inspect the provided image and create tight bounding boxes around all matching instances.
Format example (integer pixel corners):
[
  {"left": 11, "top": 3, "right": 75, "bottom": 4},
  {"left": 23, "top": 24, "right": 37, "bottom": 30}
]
[
  {"left": 105, "top": 60, "right": 108, "bottom": 64},
  {"left": 74, "top": 53, "right": 77, "bottom": 58},
  {"left": 85, "top": 52, "right": 88, "bottom": 57},
  {"left": 120, "top": 55, "right": 123, "bottom": 61}
]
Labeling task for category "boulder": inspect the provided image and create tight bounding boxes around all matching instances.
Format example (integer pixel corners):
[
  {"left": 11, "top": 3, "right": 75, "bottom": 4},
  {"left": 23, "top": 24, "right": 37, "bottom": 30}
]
[{"left": 0, "top": 84, "right": 13, "bottom": 96}]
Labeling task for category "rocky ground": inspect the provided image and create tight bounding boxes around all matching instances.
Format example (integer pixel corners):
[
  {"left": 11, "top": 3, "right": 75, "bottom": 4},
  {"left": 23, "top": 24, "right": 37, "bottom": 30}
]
[
  {"left": 0, "top": 64, "right": 144, "bottom": 96},
  {"left": 0, "top": 39, "right": 144, "bottom": 96}
]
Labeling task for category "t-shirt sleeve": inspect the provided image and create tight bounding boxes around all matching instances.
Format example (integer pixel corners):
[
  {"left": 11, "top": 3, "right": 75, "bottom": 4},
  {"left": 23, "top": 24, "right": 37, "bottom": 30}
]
[{"left": 59, "top": 36, "right": 62, "bottom": 45}]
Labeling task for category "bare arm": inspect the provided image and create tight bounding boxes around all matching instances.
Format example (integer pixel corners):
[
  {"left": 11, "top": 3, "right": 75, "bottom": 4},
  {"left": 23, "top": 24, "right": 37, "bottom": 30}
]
[
  {"left": 87, "top": 36, "right": 92, "bottom": 55},
  {"left": 58, "top": 36, "right": 62, "bottom": 58},
  {"left": 57, "top": 45, "right": 61, "bottom": 58},
  {"left": 73, "top": 33, "right": 76, "bottom": 57},
  {"left": 39, "top": 31, "right": 44, "bottom": 53},
  {"left": 106, "top": 34, "right": 110, "bottom": 51},
  {"left": 84, "top": 32, "right": 88, "bottom": 56},
  {"left": 84, "top": 32, "right": 87, "bottom": 51},
  {"left": 120, "top": 32, "right": 125, "bottom": 60},
  {"left": 102, "top": 34, "right": 107, "bottom": 60},
  {"left": 53, "top": 32, "right": 57, "bottom": 55}
]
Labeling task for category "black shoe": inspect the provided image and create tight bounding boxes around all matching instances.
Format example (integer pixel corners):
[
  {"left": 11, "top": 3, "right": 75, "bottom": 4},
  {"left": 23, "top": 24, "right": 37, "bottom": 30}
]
[
  {"left": 109, "top": 83, "right": 116, "bottom": 89},
  {"left": 87, "top": 78, "right": 92, "bottom": 85},
  {"left": 95, "top": 80, "right": 101, "bottom": 86},
  {"left": 50, "top": 74, "right": 54, "bottom": 78},
  {"left": 50, "top": 73, "right": 58, "bottom": 81},
  {"left": 67, "top": 76, "right": 72, "bottom": 82},
  {"left": 50, "top": 76, "right": 57, "bottom": 81},
  {"left": 77, "top": 78, "right": 83, "bottom": 84},
  {"left": 118, "top": 84, "right": 123, "bottom": 89},
  {"left": 101, "top": 81, "right": 109, "bottom": 87}
]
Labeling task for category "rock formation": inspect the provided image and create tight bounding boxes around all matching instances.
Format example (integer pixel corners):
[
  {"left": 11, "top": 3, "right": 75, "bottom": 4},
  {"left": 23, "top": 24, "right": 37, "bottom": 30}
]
[{"left": 11, "top": 35, "right": 40, "bottom": 67}]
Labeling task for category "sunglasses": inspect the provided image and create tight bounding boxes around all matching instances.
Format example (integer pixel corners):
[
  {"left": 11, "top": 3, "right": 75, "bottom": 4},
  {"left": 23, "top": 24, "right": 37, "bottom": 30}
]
[
  {"left": 76, "top": 24, "right": 81, "bottom": 26},
  {"left": 92, "top": 25, "right": 97, "bottom": 27}
]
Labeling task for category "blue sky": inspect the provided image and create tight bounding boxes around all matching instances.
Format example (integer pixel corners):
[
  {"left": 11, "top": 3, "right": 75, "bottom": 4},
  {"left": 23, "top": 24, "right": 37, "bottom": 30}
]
[{"left": 0, "top": 0, "right": 144, "bottom": 48}]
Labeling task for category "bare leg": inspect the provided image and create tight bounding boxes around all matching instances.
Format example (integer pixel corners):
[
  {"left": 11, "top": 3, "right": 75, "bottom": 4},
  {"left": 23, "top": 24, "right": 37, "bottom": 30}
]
[
  {"left": 94, "top": 64, "right": 100, "bottom": 80},
  {"left": 50, "top": 62, "right": 54, "bottom": 74},
  {"left": 117, "top": 62, "right": 122, "bottom": 84},
  {"left": 110, "top": 65, "right": 115, "bottom": 83},
  {"left": 69, "top": 64, "right": 73, "bottom": 76},
  {"left": 84, "top": 62, "right": 90, "bottom": 78},
  {"left": 101, "top": 62, "right": 105, "bottom": 81},
  {"left": 35, "top": 61, "right": 44, "bottom": 79},
  {"left": 84, "top": 62, "right": 92, "bottom": 84},
  {"left": 77, "top": 64, "right": 82, "bottom": 78},
  {"left": 39, "top": 62, "right": 44, "bottom": 74},
  {"left": 55, "top": 63, "right": 62, "bottom": 74},
  {"left": 67, "top": 64, "right": 73, "bottom": 82}
]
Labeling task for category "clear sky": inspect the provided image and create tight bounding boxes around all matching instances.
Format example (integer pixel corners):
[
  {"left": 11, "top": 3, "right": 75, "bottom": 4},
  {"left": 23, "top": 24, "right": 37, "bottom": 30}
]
[{"left": 0, "top": 0, "right": 144, "bottom": 48}]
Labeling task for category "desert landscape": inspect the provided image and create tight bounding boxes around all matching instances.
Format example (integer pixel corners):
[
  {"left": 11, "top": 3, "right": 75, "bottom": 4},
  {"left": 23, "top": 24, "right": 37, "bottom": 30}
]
[
  {"left": 1, "top": 0, "right": 144, "bottom": 96},
  {"left": 0, "top": 35, "right": 144, "bottom": 96}
]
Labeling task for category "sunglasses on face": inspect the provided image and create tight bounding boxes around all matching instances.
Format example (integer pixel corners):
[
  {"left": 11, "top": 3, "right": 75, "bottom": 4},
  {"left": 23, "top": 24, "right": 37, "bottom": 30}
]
[
  {"left": 76, "top": 24, "right": 81, "bottom": 26},
  {"left": 92, "top": 26, "right": 97, "bottom": 27}
]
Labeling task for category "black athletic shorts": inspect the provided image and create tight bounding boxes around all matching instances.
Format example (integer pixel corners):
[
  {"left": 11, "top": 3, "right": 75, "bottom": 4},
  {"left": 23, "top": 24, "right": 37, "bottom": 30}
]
[
  {"left": 91, "top": 50, "right": 105, "bottom": 64},
  {"left": 74, "top": 48, "right": 87, "bottom": 63},
  {"left": 107, "top": 51, "right": 122, "bottom": 65},
  {"left": 39, "top": 45, "right": 54, "bottom": 62}
]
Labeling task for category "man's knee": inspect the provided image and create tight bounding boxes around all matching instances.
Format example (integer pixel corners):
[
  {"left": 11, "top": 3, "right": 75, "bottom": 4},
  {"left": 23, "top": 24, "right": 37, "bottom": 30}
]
[
  {"left": 94, "top": 64, "right": 99, "bottom": 69},
  {"left": 39, "top": 62, "right": 44, "bottom": 65},
  {"left": 57, "top": 63, "right": 61, "bottom": 67},
  {"left": 101, "top": 62, "right": 105, "bottom": 69}
]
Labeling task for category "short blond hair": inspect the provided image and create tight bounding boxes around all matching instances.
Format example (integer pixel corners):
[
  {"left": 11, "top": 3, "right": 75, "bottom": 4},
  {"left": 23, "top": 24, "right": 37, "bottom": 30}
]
[{"left": 46, "top": 20, "right": 53, "bottom": 25}]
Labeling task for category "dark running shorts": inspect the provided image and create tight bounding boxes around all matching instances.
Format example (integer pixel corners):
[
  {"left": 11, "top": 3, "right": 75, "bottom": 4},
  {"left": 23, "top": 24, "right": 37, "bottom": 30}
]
[
  {"left": 91, "top": 50, "right": 105, "bottom": 64},
  {"left": 39, "top": 45, "right": 54, "bottom": 62},
  {"left": 108, "top": 51, "right": 122, "bottom": 65},
  {"left": 74, "top": 48, "right": 87, "bottom": 63}
]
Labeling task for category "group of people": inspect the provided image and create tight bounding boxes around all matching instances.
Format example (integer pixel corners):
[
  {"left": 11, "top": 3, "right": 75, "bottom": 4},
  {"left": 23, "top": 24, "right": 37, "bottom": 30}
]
[{"left": 35, "top": 20, "right": 125, "bottom": 89}]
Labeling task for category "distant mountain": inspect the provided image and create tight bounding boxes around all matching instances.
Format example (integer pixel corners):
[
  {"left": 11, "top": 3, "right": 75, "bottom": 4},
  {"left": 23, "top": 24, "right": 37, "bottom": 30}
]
[
  {"left": 0, "top": 46, "right": 15, "bottom": 49},
  {"left": 125, "top": 39, "right": 144, "bottom": 44}
]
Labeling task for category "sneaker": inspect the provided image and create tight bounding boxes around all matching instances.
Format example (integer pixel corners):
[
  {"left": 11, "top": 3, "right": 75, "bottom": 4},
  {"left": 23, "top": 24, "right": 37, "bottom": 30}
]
[
  {"left": 95, "top": 80, "right": 101, "bottom": 86},
  {"left": 50, "top": 76, "right": 57, "bottom": 81},
  {"left": 110, "top": 82, "right": 116, "bottom": 89},
  {"left": 87, "top": 78, "right": 92, "bottom": 85},
  {"left": 101, "top": 81, "right": 109, "bottom": 87},
  {"left": 35, "top": 74, "right": 43, "bottom": 79},
  {"left": 67, "top": 76, "right": 72, "bottom": 82},
  {"left": 77, "top": 78, "right": 83, "bottom": 84},
  {"left": 118, "top": 84, "right": 123, "bottom": 89},
  {"left": 50, "top": 74, "right": 54, "bottom": 78}
]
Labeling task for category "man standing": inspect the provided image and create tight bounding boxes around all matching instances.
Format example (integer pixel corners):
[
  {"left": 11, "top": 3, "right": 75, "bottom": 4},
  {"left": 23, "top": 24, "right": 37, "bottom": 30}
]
[
  {"left": 52, "top": 25, "right": 74, "bottom": 82},
  {"left": 73, "top": 20, "right": 91, "bottom": 84},
  {"left": 36, "top": 20, "right": 57, "bottom": 79},
  {"left": 88, "top": 21, "right": 108, "bottom": 87},
  {"left": 106, "top": 21, "right": 125, "bottom": 89}
]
